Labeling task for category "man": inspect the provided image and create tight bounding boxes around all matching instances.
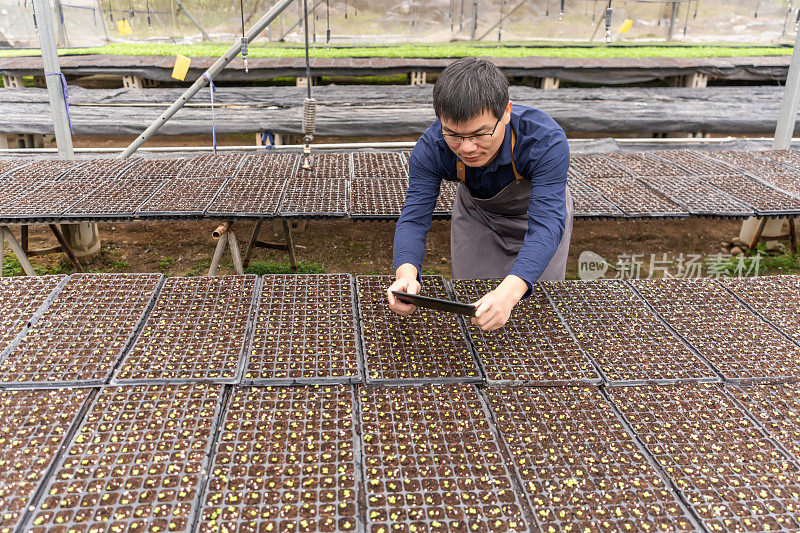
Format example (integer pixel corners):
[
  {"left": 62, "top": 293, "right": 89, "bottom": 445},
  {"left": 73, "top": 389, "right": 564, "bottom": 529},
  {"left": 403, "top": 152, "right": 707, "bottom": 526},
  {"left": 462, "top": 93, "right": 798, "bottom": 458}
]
[{"left": 386, "top": 57, "right": 573, "bottom": 331}]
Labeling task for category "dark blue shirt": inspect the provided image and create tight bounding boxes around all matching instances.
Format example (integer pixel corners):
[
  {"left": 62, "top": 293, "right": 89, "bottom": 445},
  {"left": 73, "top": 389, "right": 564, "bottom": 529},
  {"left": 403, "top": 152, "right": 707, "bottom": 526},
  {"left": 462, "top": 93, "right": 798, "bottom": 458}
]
[{"left": 393, "top": 104, "right": 570, "bottom": 290}]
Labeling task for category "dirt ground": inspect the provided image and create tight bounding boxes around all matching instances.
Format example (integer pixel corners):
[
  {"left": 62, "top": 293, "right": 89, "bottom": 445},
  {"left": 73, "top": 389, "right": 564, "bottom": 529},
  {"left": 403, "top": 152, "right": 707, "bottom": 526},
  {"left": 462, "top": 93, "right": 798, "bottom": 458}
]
[{"left": 11, "top": 216, "right": 788, "bottom": 280}]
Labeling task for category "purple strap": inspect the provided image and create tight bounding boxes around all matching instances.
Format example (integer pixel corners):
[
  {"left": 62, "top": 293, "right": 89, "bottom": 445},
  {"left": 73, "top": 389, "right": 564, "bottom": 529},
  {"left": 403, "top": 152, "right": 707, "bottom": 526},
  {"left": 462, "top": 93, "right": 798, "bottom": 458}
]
[
  {"left": 203, "top": 72, "right": 217, "bottom": 154},
  {"left": 44, "top": 72, "right": 72, "bottom": 134}
]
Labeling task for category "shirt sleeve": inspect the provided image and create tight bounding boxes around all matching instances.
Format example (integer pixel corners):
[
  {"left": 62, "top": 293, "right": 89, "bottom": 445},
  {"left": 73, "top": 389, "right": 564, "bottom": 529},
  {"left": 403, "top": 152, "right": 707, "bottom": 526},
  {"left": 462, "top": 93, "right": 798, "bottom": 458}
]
[
  {"left": 392, "top": 145, "right": 442, "bottom": 275},
  {"left": 508, "top": 129, "right": 570, "bottom": 293}
]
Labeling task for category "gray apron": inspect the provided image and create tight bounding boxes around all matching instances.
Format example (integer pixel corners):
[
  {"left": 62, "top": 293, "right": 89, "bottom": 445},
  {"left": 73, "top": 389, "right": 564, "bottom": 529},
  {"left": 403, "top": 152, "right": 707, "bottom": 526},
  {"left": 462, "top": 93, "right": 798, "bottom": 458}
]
[{"left": 450, "top": 134, "right": 574, "bottom": 281}]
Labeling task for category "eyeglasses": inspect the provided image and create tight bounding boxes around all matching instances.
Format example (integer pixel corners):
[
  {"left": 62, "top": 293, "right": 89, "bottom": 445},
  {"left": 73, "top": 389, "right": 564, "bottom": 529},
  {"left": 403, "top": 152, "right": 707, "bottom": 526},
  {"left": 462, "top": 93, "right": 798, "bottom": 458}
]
[{"left": 441, "top": 116, "right": 502, "bottom": 145}]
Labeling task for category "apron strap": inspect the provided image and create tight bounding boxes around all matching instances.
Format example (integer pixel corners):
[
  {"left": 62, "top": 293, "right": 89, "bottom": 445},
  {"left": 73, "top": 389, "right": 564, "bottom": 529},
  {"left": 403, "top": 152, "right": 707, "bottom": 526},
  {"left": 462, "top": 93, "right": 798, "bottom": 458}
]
[{"left": 454, "top": 126, "right": 525, "bottom": 182}]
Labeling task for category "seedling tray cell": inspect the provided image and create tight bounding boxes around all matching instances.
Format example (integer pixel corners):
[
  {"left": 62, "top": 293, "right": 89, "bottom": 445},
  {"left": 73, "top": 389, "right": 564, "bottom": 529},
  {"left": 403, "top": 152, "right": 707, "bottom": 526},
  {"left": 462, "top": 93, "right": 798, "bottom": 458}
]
[
  {"left": 206, "top": 177, "right": 287, "bottom": 218},
  {"left": 754, "top": 172, "right": 800, "bottom": 200},
  {"left": 451, "top": 279, "right": 600, "bottom": 386},
  {"left": 698, "top": 174, "right": 800, "bottom": 216},
  {"left": 198, "top": 385, "right": 359, "bottom": 532},
  {"left": 603, "top": 152, "right": 686, "bottom": 178},
  {"left": 356, "top": 276, "right": 480, "bottom": 384},
  {"left": 2, "top": 159, "right": 87, "bottom": 183},
  {"left": 636, "top": 174, "right": 755, "bottom": 217},
  {"left": 434, "top": 179, "right": 458, "bottom": 217},
  {"left": 0, "top": 179, "right": 107, "bottom": 221},
  {"left": 0, "top": 159, "right": 34, "bottom": 178},
  {"left": 26, "top": 383, "right": 225, "bottom": 533},
  {"left": 0, "top": 275, "right": 66, "bottom": 355},
  {"left": 719, "top": 276, "right": 800, "bottom": 342},
  {"left": 234, "top": 153, "right": 299, "bottom": 179},
  {"left": 581, "top": 176, "right": 688, "bottom": 218},
  {"left": 360, "top": 384, "right": 530, "bottom": 533},
  {"left": 607, "top": 383, "right": 800, "bottom": 532},
  {"left": 700, "top": 150, "right": 794, "bottom": 175},
  {"left": 756, "top": 149, "right": 800, "bottom": 170},
  {"left": 485, "top": 386, "right": 696, "bottom": 532},
  {"left": 727, "top": 382, "right": 800, "bottom": 462},
  {"left": 0, "top": 388, "right": 92, "bottom": 533},
  {"left": 651, "top": 149, "right": 737, "bottom": 177},
  {"left": 350, "top": 178, "right": 406, "bottom": 219},
  {"left": 352, "top": 152, "right": 408, "bottom": 179},
  {"left": 630, "top": 278, "right": 800, "bottom": 381},
  {"left": 177, "top": 153, "right": 246, "bottom": 179},
  {"left": 544, "top": 280, "right": 716, "bottom": 384},
  {"left": 59, "top": 158, "right": 138, "bottom": 179},
  {"left": 567, "top": 173, "right": 625, "bottom": 218},
  {"left": 568, "top": 155, "right": 632, "bottom": 179},
  {"left": 0, "top": 273, "right": 163, "bottom": 387},
  {"left": 244, "top": 274, "right": 361, "bottom": 385},
  {"left": 279, "top": 177, "right": 348, "bottom": 217},
  {"left": 115, "top": 275, "right": 258, "bottom": 384},
  {"left": 295, "top": 153, "right": 351, "bottom": 179},
  {"left": 118, "top": 158, "right": 187, "bottom": 179},
  {"left": 136, "top": 177, "right": 227, "bottom": 216},
  {"left": 63, "top": 178, "right": 168, "bottom": 218}
]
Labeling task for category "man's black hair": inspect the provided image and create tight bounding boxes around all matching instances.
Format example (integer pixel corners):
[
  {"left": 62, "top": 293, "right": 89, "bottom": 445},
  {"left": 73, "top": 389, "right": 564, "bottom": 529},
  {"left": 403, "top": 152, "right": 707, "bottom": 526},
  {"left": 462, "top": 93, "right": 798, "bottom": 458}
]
[{"left": 433, "top": 57, "right": 509, "bottom": 124}]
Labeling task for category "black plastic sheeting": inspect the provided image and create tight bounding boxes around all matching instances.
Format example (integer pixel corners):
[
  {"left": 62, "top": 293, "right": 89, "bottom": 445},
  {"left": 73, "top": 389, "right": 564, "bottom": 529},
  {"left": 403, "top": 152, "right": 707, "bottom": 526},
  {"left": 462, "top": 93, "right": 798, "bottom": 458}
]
[{"left": 0, "top": 85, "right": 796, "bottom": 137}]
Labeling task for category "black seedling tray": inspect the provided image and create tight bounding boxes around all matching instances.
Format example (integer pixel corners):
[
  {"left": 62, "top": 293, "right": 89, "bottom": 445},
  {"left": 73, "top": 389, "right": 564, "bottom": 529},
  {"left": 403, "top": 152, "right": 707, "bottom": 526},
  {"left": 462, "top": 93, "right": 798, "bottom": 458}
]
[
  {"left": 243, "top": 274, "right": 363, "bottom": 385},
  {"left": 205, "top": 177, "right": 287, "bottom": 218}
]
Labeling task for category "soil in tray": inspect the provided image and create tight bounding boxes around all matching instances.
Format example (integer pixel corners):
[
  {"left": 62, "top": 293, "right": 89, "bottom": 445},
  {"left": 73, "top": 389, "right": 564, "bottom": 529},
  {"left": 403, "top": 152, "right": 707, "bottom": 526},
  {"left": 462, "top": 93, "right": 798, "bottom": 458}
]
[
  {"left": 177, "top": 153, "right": 246, "bottom": 179},
  {"left": 64, "top": 179, "right": 167, "bottom": 216},
  {"left": 631, "top": 277, "right": 800, "bottom": 380},
  {"left": 360, "top": 384, "right": 529, "bottom": 533},
  {"left": 235, "top": 153, "right": 298, "bottom": 179},
  {"left": 137, "top": 177, "right": 226, "bottom": 214},
  {"left": 568, "top": 155, "right": 631, "bottom": 179},
  {"left": 198, "top": 385, "right": 357, "bottom": 532},
  {"left": 699, "top": 174, "right": 800, "bottom": 213},
  {"left": 0, "top": 273, "right": 161, "bottom": 385},
  {"left": 607, "top": 383, "right": 800, "bottom": 532},
  {"left": 0, "top": 275, "right": 64, "bottom": 354},
  {"left": 582, "top": 176, "right": 686, "bottom": 216},
  {"left": 206, "top": 178, "right": 286, "bottom": 216},
  {"left": 60, "top": 158, "right": 137, "bottom": 179},
  {"left": 651, "top": 150, "right": 736, "bottom": 177},
  {"left": 115, "top": 275, "right": 255, "bottom": 382},
  {"left": 451, "top": 279, "right": 598, "bottom": 384},
  {"left": 246, "top": 274, "right": 359, "bottom": 382},
  {"left": 357, "top": 275, "right": 478, "bottom": 381},
  {"left": 567, "top": 173, "right": 624, "bottom": 216},
  {"left": 350, "top": 179, "right": 406, "bottom": 217},
  {"left": 28, "top": 383, "right": 222, "bottom": 533},
  {"left": 0, "top": 388, "right": 90, "bottom": 532},
  {"left": 119, "top": 158, "right": 187, "bottom": 179},
  {"left": 280, "top": 177, "right": 347, "bottom": 215},
  {"left": 637, "top": 174, "right": 752, "bottom": 215},
  {"left": 700, "top": 150, "right": 793, "bottom": 175},
  {"left": 720, "top": 276, "right": 800, "bottom": 341},
  {"left": 1, "top": 159, "right": 85, "bottom": 182},
  {"left": 295, "top": 154, "right": 350, "bottom": 179},
  {"left": 486, "top": 386, "right": 694, "bottom": 532},
  {"left": 351, "top": 152, "right": 408, "bottom": 179},
  {"left": 602, "top": 152, "right": 686, "bottom": 177},
  {"left": 727, "top": 382, "right": 800, "bottom": 461}
]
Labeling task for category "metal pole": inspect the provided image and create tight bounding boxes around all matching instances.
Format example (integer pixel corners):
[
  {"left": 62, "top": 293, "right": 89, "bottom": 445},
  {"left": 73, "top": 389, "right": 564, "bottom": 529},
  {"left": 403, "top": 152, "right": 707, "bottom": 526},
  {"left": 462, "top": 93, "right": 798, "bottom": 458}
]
[
  {"left": 667, "top": 0, "right": 678, "bottom": 40},
  {"left": 171, "top": 0, "right": 211, "bottom": 41},
  {"left": 119, "top": 0, "right": 296, "bottom": 159},
  {"left": 33, "top": 0, "right": 73, "bottom": 159},
  {"left": 470, "top": 1, "right": 478, "bottom": 40},
  {"left": 53, "top": 0, "right": 70, "bottom": 46},
  {"left": 477, "top": 0, "right": 525, "bottom": 41},
  {"left": 279, "top": 0, "right": 324, "bottom": 42},
  {"left": 774, "top": 26, "right": 800, "bottom": 149}
]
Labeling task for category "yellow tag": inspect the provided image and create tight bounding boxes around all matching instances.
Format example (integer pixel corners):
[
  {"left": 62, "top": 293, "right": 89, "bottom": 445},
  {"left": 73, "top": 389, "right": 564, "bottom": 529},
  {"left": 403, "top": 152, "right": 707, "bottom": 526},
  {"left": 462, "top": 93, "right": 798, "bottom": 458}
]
[
  {"left": 171, "top": 55, "right": 191, "bottom": 81},
  {"left": 619, "top": 18, "right": 633, "bottom": 33},
  {"left": 116, "top": 19, "right": 133, "bottom": 35}
]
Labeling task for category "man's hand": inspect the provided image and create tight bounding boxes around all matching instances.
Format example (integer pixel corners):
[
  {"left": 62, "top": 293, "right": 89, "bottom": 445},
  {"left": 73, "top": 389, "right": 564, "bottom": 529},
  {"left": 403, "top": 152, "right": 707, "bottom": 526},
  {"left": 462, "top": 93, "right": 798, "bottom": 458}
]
[
  {"left": 471, "top": 275, "right": 528, "bottom": 331},
  {"left": 387, "top": 263, "right": 421, "bottom": 316}
]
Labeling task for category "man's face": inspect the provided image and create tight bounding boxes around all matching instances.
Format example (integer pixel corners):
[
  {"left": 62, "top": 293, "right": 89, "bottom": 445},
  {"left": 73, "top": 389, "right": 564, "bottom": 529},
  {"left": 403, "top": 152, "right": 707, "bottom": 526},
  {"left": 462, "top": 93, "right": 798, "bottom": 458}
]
[{"left": 440, "top": 103, "right": 512, "bottom": 167}]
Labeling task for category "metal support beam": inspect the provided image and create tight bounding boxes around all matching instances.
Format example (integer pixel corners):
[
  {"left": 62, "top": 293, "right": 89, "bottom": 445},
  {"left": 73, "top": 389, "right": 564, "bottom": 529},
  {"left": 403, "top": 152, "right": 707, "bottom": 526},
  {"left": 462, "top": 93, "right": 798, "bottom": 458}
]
[
  {"left": 33, "top": 0, "right": 73, "bottom": 159},
  {"left": 775, "top": 26, "right": 800, "bottom": 149},
  {"left": 119, "top": 0, "right": 296, "bottom": 159},
  {"left": 1, "top": 227, "right": 36, "bottom": 276},
  {"left": 477, "top": 0, "right": 525, "bottom": 41},
  {"left": 171, "top": 0, "right": 211, "bottom": 41},
  {"left": 667, "top": 0, "right": 679, "bottom": 41}
]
